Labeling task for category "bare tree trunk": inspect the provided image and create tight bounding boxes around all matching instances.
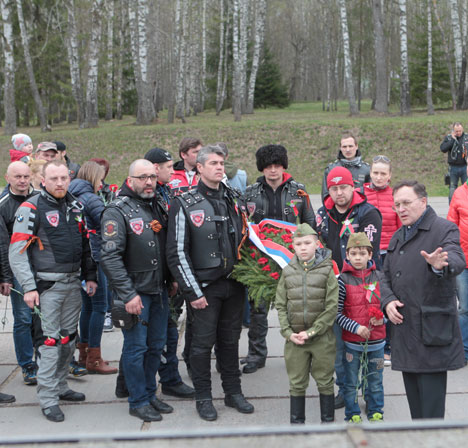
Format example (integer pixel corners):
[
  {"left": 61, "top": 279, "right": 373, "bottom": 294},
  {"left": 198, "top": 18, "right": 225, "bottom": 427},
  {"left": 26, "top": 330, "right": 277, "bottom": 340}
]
[
  {"left": 427, "top": 0, "right": 434, "bottom": 115},
  {"left": 1, "top": 0, "right": 17, "bottom": 135},
  {"left": 372, "top": 0, "right": 388, "bottom": 113},
  {"left": 398, "top": 0, "right": 411, "bottom": 115},
  {"left": 64, "top": 0, "right": 85, "bottom": 126},
  {"left": 245, "top": 0, "right": 266, "bottom": 114},
  {"left": 16, "top": 0, "right": 48, "bottom": 130},
  {"left": 338, "top": 0, "right": 358, "bottom": 115},
  {"left": 433, "top": 0, "right": 457, "bottom": 110},
  {"left": 115, "top": 0, "right": 126, "bottom": 120},
  {"left": 216, "top": 0, "right": 225, "bottom": 115},
  {"left": 232, "top": 0, "right": 242, "bottom": 121},
  {"left": 450, "top": 0, "right": 463, "bottom": 81},
  {"left": 175, "top": 0, "right": 187, "bottom": 122},
  {"left": 105, "top": 0, "right": 114, "bottom": 121},
  {"left": 83, "top": 0, "right": 103, "bottom": 128},
  {"left": 239, "top": 0, "right": 249, "bottom": 113},
  {"left": 200, "top": 0, "right": 207, "bottom": 112}
]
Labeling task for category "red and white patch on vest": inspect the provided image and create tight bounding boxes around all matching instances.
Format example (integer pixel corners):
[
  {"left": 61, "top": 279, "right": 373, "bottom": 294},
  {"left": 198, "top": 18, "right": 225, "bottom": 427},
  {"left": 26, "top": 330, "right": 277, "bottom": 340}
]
[
  {"left": 129, "top": 218, "right": 144, "bottom": 235},
  {"left": 247, "top": 202, "right": 256, "bottom": 215},
  {"left": 45, "top": 211, "right": 59, "bottom": 227},
  {"left": 315, "top": 213, "right": 323, "bottom": 226},
  {"left": 190, "top": 210, "right": 205, "bottom": 227}
]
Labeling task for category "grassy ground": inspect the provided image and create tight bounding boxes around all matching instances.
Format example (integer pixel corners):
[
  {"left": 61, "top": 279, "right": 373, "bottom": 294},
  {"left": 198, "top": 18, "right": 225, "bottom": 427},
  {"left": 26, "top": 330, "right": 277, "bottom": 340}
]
[{"left": 0, "top": 101, "right": 464, "bottom": 196}]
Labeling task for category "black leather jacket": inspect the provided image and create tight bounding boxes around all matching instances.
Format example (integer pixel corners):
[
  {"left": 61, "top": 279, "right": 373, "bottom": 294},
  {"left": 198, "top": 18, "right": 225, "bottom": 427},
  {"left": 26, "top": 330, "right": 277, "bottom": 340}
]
[
  {"left": 440, "top": 133, "right": 468, "bottom": 166},
  {"left": 322, "top": 149, "right": 370, "bottom": 199},
  {"left": 0, "top": 185, "right": 38, "bottom": 283},
  {"left": 100, "top": 182, "right": 168, "bottom": 302},
  {"left": 166, "top": 181, "right": 246, "bottom": 302},
  {"left": 244, "top": 174, "right": 315, "bottom": 227}
]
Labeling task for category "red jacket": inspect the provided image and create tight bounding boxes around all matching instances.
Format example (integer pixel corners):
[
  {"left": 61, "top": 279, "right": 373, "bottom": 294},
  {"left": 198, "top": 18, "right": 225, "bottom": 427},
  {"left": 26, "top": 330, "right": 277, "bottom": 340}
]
[
  {"left": 9, "top": 149, "right": 30, "bottom": 163},
  {"left": 341, "top": 259, "right": 386, "bottom": 343},
  {"left": 447, "top": 182, "right": 468, "bottom": 268},
  {"left": 167, "top": 160, "right": 198, "bottom": 196},
  {"left": 363, "top": 183, "right": 401, "bottom": 250}
]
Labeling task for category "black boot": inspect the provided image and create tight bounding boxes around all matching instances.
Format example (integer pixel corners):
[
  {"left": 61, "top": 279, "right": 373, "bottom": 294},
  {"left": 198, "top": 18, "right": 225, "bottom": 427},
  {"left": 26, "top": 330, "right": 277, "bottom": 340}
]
[
  {"left": 319, "top": 394, "right": 335, "bottom": 423},
  {"left": 290, "top": 395, "right": 305, "bottom": 424}
]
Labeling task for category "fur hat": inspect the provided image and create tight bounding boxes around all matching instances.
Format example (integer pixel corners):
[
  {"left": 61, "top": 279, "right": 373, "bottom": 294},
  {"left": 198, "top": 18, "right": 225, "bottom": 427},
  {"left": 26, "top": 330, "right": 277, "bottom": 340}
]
[
  {"left": 11, "top": 134, "right": 32, "bottom": 151},
  {"left": 255, "top": 145, "right": 288, "bottom": 172},
  {"left": 327, "top": 166, "right": 353, "bottom": 189},
  {"left": 346, "top": 232, "right": 372, "bottom": 250}
]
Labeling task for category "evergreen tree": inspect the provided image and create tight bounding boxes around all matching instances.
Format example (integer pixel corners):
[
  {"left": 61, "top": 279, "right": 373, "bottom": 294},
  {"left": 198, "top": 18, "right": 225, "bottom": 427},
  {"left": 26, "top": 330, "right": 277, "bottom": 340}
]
[{"left": 254, "top": 47, "right": 290, "bottom": 109}]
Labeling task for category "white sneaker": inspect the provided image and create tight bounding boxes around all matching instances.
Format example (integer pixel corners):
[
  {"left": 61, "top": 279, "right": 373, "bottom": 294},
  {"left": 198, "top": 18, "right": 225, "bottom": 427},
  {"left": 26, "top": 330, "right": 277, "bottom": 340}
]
[{"left": 103, "top": 313, "right": 114, "bottom": 332}]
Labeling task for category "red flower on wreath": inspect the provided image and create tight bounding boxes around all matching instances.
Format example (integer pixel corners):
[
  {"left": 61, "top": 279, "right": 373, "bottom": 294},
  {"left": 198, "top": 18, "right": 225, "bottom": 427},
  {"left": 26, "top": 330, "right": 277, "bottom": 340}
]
[
  {"left": 262, "top": 265, "right": 271, "bottom": 272},
  {"left": 259, "top": 233, "right": 266, "bottom": 239},
  {"left": 250, "top": 252, "right": 257, "bottom": 259},
  {"left": 257, "top": 257, "right": 269, "bottom": 265},
  {"left": 281, "top": 234, "right": 293, "bottom": 243},
  {"left": 270, "top": 272, "right": 280, "bottom": 280}
]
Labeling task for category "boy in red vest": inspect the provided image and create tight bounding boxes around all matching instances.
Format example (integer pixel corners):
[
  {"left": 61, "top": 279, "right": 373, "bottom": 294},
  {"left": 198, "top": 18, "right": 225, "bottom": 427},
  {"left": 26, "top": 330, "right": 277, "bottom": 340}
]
[{"left": 336, "top": 232, "right": 385, "bottom": 423}]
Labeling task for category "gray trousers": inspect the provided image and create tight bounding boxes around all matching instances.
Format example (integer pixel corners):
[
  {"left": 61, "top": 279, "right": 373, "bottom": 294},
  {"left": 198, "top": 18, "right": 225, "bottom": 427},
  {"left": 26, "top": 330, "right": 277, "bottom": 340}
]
[
  {"left": 246, "top": 302, "right": 268, "bottom": 363},
  {"left": 36, "top": 273, "right": 82, "bottom": 409}
]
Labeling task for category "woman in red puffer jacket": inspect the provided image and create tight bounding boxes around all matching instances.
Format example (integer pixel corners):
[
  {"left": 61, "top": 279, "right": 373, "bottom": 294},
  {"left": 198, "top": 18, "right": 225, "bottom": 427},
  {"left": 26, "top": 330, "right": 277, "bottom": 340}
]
[{"left": 363, "top": 155, "right": 401, "bottom": 366}]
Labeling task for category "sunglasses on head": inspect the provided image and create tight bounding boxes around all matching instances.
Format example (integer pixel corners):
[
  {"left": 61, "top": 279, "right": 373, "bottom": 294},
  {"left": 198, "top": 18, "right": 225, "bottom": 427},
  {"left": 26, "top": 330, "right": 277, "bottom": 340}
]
[{"left": 373, "top": 155, "right": 391, "bottom": 163}]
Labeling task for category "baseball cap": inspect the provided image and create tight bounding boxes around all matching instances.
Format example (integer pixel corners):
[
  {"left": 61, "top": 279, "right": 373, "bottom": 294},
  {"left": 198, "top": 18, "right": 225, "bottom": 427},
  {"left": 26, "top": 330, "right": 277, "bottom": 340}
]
[
  {"left": 144, "top": 148, "right": 172, "bottom": 164},
  {"left": 53, "top": 141, "right": 66, "bottom": 152},
  {"left": 36, "top": 142, "right": 58, "bottom": 152}
]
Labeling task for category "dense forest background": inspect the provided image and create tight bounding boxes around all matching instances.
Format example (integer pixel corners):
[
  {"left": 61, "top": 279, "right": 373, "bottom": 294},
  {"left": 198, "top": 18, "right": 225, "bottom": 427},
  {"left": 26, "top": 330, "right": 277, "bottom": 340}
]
[{"left": 0, "top": 0, "right": 467, "bottom": 135}]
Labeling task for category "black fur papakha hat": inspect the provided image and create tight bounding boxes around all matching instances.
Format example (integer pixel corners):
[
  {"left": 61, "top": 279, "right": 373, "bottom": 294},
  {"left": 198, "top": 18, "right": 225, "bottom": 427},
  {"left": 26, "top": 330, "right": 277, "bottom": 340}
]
[{"left": 255, "top": 144, "right": 288, "bottom": 172}]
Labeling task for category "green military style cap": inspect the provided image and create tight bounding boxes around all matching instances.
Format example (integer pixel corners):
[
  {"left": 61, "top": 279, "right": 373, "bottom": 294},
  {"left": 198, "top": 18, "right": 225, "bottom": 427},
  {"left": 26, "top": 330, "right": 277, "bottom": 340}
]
[
  {"left": 346, "top": 232, "right": 372, "bottom": 250},
  {"left": 293, "top": 223, "right": 317, "bottom": 238}
]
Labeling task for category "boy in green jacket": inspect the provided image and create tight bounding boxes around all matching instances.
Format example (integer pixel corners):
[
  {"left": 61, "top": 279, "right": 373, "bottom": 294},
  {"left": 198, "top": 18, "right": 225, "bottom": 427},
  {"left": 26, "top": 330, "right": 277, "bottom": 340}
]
[{"left": 276, "top": 223, "right": 338, "bottom": 424}]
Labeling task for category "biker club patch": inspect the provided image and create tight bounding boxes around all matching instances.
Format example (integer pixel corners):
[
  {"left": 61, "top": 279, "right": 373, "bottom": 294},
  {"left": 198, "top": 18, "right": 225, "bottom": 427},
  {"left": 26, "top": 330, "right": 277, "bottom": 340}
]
[
  {"left": 246, "top": 202, "right": 256, "bottom": 215},
  {"left": 45, "top": 211, "right": 59, "bottom": 227},
  {"left": 190, "top": 210, "right": 205, "bottom": 227},
  {"left": 103, "top": 220, "right": 118, "bottom": 238},
  {"left": 129, "top": 218, "right": 144, "bottom": 235}
]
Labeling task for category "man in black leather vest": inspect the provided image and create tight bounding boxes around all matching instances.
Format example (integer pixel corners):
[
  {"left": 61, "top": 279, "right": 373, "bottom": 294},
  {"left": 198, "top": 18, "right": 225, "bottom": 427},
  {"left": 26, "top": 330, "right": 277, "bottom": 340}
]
[
  {"left": 167, "top": 145, "right": 254, "bottom": 422},
  {"left": 100, "top": 159, "right": 173, "bottom": 423},
  {"left": 242, "top": 144, "right": 315, "bottom": 374}
]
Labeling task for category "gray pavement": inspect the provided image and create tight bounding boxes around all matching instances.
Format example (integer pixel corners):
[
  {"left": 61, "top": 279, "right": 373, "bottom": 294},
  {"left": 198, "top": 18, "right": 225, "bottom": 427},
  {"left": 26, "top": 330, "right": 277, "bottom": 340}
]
[{"left": 0, "top": 196, "right": 466, "bottom": 442}]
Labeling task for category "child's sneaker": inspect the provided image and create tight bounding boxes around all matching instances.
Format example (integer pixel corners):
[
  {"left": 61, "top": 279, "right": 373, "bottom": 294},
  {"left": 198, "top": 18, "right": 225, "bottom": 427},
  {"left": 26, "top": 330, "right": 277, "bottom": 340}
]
[
  {"left": 347, "top": 415, "right": 362, "bottom": 423},
  {"left": 103, "top": 313, "right": 114, "bottom": 332},
  {"left": 369, "top": 412, "right": 383, "bottom": 422},
  {"left": 69, "top": 359, "right": 88, "bottom": 377}
]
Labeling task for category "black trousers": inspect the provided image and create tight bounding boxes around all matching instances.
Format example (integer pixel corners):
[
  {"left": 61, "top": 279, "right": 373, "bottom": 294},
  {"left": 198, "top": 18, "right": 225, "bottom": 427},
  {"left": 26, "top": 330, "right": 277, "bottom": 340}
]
[
  {"left": 190, "top": 278, "right": 244, "bottom": 400},
  {"left": 402, "top": 371, "right": 447, "bottom": 419}
]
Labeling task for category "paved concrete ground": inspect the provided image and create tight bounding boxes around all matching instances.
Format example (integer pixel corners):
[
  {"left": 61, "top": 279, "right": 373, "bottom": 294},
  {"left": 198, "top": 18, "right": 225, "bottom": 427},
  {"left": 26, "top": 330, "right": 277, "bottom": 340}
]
[{"left": 0, "top": 196, "right": 465, "bottom": 443}]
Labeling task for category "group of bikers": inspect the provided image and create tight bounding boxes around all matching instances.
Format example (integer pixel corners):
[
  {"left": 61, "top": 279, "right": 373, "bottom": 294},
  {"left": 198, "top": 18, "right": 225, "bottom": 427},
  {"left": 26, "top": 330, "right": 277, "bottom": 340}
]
[{"left": 0, "top": 128, "right": 466, "bottom": 425}]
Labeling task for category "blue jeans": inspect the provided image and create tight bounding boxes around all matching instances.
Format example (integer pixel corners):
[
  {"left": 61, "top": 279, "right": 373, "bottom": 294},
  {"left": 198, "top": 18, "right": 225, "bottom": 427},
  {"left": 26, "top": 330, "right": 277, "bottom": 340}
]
[
  {"left": 79, "top": 264, "right": 108, "bottom": 347},
  {"left": 122, "top": 293, "right": 168, "bottom": 408},
  {"left": 333, "top": 322, "right": 346, "bottom": 396},
  {"left": 456, "top": 268, "right": 468, "bottom": 360},
  {"left": 449, "top": 164, "right": 467, "bottom": 203},
  {"left": 158, "top": 289, "right": 182, "bottom": 386},
  {"left": 344, "top": 345, "right": 384, "bottom": 420},
  {"left": 10, "top": 277, "right": 34, "bottom": 368}
]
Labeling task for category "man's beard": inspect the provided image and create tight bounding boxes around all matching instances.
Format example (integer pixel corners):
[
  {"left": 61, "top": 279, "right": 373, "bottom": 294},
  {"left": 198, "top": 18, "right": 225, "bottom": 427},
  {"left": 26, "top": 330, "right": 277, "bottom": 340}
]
[{"left": 139, "top": 191, "right": 155, "bottom": 199}]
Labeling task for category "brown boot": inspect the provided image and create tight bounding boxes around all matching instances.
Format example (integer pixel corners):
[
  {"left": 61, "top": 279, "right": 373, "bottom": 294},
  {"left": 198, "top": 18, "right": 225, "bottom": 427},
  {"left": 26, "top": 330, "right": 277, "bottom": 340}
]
[
  {"left": 77, "top": 342, "right": 88, "bottom": 367},
  {"left": 86, "top": 347, "right": 118, "bottom": 374}
]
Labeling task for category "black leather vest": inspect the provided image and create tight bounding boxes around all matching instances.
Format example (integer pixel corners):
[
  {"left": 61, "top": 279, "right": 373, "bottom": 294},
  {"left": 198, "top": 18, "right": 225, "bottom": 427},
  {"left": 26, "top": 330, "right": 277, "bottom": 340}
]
[{"left": 111, "top": 196, "right": 162, "bottom": 275}]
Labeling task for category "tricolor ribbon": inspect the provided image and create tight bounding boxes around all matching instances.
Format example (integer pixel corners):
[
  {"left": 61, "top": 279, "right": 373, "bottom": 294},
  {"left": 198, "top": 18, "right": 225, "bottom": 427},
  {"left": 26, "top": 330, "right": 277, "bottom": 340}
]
[{"left": 248, "top": 219, "right": 296, "bottom": 269}]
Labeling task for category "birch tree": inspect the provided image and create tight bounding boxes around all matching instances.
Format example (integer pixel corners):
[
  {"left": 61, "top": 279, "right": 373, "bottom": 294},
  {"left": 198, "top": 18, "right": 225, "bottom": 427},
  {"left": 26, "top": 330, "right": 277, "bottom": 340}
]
[
  {"left": 433, "top": 0, "right": 457, "bottom": 110},
  {"left": 1, "top": 0, "right": 16, "bottom": 135},
  {"left": 115, "top": 0, "right": 126, "bottom": 120},
  {"left": 246, "top": 0, "right": 266, "bottom": 114},
  {"left": 16, "top": 0, "right": 48, "bottom": 131},
  {"left": 175, "top": 0, "right": 187, "bottom": 122},
  {"left": 232, "top": 0, "right": 242, "bottom": 121},
  {"left": 64, "top": 0, "right": 85, "bottom": 126},
  {"left": 200, "top": 0, "right": 207, "bottom": 112},
  {"left": 398, "top": 0, "right": 411, "bottom": 115},
  {"left": 450, "top": 0, "right": 463, "bottom": 81},
  {"left": 372, "top": 0, "right": 387, "bottom": 113},
  {"left": 216, "top": 0, "right": 226, "bottom": 115},
  {"left": 83, "top": 0, "right": 103, "bottom": 128},
  {"left": 427, "top": 0, "right": 434, "bottom": 115},
  {"left": 338, "top": 0, "right": 358, "bottom": 115},
  {"left": 105, "top": 0, "right": 114, "bottom": 121},
  {"left": 239, "top": 0, "right": 249, "bottom": 112}
]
